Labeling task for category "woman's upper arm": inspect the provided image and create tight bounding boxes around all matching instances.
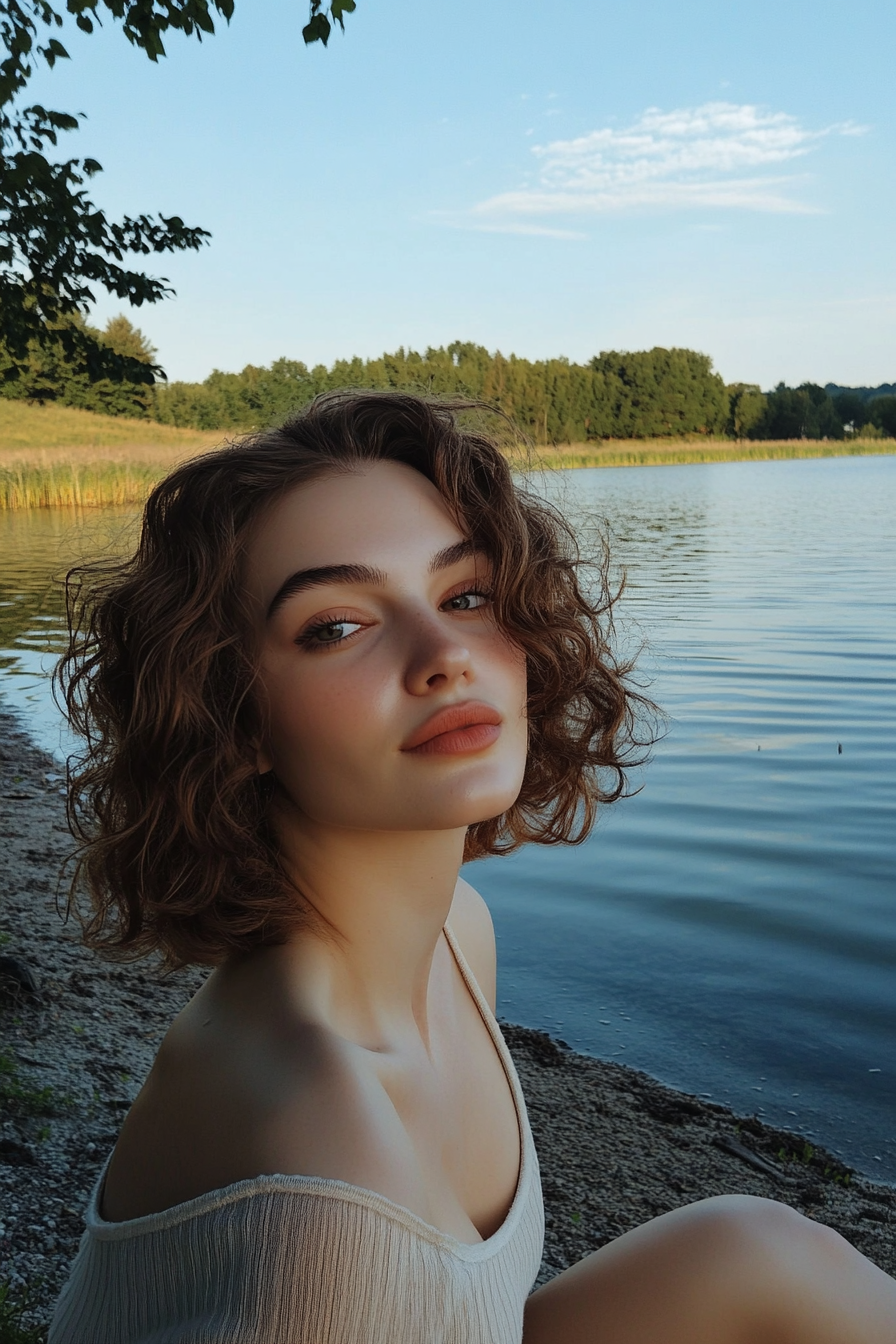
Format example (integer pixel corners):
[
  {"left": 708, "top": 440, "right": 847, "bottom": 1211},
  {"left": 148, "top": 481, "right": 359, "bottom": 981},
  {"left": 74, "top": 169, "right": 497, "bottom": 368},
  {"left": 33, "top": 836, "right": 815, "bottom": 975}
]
[{"left": 447, "top": 877, "right": 498, "bottom": 1013}]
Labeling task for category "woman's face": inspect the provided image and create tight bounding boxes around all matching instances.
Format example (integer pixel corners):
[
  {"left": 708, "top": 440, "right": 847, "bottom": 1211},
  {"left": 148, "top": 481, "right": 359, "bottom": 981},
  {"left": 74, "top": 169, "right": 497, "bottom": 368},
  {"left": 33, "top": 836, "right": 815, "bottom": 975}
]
[{"left": 244, "top": 459, "right": 529, "bottom": 836}]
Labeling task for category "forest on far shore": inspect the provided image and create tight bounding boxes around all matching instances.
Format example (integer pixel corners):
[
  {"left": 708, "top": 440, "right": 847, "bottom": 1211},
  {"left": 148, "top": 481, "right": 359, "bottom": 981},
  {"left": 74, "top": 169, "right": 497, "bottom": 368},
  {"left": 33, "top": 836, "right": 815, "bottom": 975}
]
[{"left": 2, "top": 317, "right": 894, "bottom": 445}]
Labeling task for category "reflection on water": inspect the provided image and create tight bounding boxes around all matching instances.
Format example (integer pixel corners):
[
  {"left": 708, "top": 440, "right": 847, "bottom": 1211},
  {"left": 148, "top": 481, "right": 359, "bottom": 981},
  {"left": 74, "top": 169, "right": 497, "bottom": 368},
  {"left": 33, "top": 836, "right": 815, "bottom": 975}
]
[
  {"left": 1, "top": 455, "right": 895, "bottom": 1181},
  {"left": 0, "top": 508, "right": 140, "bottom": 756}
]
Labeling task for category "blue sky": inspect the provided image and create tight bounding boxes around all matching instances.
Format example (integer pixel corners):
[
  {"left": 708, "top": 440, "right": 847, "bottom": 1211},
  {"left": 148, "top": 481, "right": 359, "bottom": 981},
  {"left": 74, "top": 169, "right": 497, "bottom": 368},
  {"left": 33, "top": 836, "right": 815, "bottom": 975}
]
[{"left": 28, "top": 0, "right": 896, "bottom": 386}]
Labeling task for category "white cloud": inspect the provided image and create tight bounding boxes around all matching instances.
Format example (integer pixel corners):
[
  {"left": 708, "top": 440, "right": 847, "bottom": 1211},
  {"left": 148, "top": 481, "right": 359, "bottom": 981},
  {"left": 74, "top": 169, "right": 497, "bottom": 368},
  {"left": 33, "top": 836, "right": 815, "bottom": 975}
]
[
  {"left": 472, "top": 102, "right": 865, "bottom": 224},
  {"left": 439, "top": 218, "right": 587, "bottom": 240}
]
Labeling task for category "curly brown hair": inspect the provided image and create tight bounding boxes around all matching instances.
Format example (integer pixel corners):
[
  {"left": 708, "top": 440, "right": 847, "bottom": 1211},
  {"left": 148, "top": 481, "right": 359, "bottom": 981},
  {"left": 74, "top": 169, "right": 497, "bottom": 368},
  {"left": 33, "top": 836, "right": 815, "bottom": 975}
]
[{"left": 55, "top": 390, "right": 657, "bottom": 974}]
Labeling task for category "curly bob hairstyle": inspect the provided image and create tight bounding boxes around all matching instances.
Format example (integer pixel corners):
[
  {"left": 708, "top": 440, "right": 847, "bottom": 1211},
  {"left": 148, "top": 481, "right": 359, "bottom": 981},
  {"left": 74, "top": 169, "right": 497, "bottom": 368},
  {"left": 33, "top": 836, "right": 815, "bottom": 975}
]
[{"left": 56, "top": 390, "right": 656, "bottom": 974}]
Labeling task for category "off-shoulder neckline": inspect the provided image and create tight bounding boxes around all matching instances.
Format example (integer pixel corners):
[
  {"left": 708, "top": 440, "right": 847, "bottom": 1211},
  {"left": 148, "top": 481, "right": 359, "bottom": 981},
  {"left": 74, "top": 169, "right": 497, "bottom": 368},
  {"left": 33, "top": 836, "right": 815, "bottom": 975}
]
[{"left": 85, "top": 923, "right": 532, "bottom": 1261}]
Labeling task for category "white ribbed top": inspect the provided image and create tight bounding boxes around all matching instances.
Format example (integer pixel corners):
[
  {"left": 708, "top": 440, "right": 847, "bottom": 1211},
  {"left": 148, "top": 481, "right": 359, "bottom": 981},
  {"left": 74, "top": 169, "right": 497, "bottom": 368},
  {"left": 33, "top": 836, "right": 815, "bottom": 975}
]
[{"left": 48, "top": 925, "right": 545, "bottom": 1343}]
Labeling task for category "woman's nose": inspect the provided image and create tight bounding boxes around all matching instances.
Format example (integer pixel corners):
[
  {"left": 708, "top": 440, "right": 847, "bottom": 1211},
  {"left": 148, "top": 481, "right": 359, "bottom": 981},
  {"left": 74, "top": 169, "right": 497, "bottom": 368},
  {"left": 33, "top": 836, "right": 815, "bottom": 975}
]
[{"left": 403, "top": 615, "right": 474, "bottom": 696}]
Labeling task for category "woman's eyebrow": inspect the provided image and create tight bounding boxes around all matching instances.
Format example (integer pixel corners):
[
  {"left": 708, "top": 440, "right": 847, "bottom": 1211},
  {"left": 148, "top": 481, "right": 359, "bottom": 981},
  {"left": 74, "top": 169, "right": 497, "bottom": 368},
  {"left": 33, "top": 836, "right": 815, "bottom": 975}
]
[
  {"left": 428, "top": 539, "right": 478, "bottom": 573},
  {"left": 266, "top": 564, "right": 387, "bottom": 620},
  {"left": 266, "top": 540, "right": 482, "bottom": 622}
]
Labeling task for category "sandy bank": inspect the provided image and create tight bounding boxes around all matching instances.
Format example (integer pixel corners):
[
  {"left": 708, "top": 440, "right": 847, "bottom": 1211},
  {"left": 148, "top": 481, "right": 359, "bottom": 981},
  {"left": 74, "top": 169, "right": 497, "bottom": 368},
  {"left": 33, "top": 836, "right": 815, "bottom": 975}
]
[{"left": 1, "top": 702, "right": 893, "bottom": 1335}]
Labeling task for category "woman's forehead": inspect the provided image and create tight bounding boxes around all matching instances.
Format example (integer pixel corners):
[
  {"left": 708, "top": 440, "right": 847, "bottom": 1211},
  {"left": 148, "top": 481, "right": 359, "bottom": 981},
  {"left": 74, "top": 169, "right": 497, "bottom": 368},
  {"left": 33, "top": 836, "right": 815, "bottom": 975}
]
[{"left": 244, "top": 460, "right": 470, "bottom": 602}]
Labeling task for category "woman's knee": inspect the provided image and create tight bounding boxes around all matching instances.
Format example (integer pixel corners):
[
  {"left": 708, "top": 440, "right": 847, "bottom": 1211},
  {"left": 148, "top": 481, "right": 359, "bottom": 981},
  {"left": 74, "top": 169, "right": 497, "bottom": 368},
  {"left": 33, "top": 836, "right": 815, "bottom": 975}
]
[
  {"left": 523, "top": 1196, "right": 818, "bottom": 1344},
  {"left": 673, "top": 1194, "right": 879, "bottom": 1337},
  {"left": 670, "top": 1193, "right": 851, "bottom": 1284},
  {"left": 681, "top": 1191, "right": 815, "bottom": 1239},
  {"left": 524, "top": 1194, "right": 892, "bottom": 1344}
]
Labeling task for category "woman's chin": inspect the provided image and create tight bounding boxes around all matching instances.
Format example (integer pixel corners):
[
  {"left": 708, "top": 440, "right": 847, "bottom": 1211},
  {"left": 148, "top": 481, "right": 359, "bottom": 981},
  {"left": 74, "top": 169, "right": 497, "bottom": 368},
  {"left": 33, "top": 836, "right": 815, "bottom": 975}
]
[
  {"left": 351, "top": 793, "right": 520, "bottom": 835},
  {"left": 400, "top": 787, "right": 522, "bottom": 834},
  {"left": 274, "top": 764, "right": 525, "bottom": 836},
  {"left": 418, "top": 772, "right": 525, "bottom": 832}
]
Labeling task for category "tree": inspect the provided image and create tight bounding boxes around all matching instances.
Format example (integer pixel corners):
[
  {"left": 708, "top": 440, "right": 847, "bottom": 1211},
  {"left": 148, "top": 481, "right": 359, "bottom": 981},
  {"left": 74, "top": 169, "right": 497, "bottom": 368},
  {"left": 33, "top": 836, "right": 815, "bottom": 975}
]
[
  {"left": 0, "top": 310, "right": 160, "bottom": 413},
  {"left": 726, "top": 383, "right": 767, "bottom": 440},
  {"left": 868, "top": 395, "right": 896, "bottom": 438},
  {"left": 589, "top": 348, "right": 728, "bottom": 439},
  {"left": 0, "top": 1, "right": 356, "bottom": 389},
  {"left": 750, "top": 383, "right": 843, "bottom": 441},
  {"left": 832, "top": 391, "right": 867, "bottom": 435}
]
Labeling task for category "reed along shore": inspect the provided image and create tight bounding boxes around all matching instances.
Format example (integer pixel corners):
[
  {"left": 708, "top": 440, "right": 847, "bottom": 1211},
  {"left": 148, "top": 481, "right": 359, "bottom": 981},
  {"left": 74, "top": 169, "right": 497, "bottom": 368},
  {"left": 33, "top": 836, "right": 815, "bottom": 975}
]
[
  {"left": 1, "top": 400, "right": 894, "bottom": 509},
  {"left": 1, "top": 700, "right": 894, "bottom": 1338}
]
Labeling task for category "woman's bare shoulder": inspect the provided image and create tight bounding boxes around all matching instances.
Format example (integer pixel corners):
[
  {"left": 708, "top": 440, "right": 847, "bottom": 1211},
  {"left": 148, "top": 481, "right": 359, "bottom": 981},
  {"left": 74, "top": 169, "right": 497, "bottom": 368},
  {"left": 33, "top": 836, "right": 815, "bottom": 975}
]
[
  {"left": 447, "top": 877, "right": 497, "bottom": 1013},
  {"left": 100, "top": 990, "right": 416, "bottom": 1224}
]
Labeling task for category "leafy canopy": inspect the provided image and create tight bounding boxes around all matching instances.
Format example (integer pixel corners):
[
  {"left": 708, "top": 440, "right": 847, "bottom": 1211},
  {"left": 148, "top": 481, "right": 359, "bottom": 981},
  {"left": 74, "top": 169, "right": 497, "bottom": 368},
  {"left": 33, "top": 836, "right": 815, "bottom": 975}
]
[
  {"left": 0, "top": 1, "right": 356, "bottom": 386},
  {"left": 145, "top": 342, "right": 734, "bottom": 443}
]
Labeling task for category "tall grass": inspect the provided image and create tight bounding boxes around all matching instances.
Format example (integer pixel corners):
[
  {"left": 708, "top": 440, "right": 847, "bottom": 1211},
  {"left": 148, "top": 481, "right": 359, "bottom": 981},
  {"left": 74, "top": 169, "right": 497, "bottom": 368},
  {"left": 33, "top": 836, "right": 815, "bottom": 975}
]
[
  {"left": 0, "top": 400, "right": 227, "bottom": 507},
  {"left": 519, "top": 438, "right": 896, "bottom": 471},
  {"left": 0, "top": 401, "right": 222, "bottom": 502},
  {"left": 1, "top": 398, "right": 893, "bottom": 510},
  {"left": 0, "top": 459, "right": 180, "bottom": 509}
]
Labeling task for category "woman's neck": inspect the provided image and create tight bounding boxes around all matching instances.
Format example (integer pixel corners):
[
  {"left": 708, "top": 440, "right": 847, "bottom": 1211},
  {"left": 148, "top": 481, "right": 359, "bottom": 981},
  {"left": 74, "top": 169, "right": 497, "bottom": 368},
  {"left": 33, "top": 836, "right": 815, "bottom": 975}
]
[{"left": 222, "top": 814, "right": 468, "bottom": 1052}]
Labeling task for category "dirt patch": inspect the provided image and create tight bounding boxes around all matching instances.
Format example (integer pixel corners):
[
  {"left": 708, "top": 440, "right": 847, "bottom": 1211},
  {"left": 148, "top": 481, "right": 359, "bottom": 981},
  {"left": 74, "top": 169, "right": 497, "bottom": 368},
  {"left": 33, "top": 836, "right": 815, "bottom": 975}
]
[{"left": 503, "top": 1024, "right": 895, "bottom": 1286}]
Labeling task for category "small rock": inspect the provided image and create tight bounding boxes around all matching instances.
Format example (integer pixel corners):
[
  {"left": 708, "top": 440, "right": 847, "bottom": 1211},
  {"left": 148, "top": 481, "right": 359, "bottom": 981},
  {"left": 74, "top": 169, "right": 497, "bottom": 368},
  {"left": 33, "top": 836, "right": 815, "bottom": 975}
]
[
  {"left": 861, "top": 1206, "right": 889, "bottom": 1224},
  {"left": 0, "top": 954, "right": 42, "bottom": 1002},
  {"left": 0, "top": 1137, "right": 37, "bottom": 1165}
]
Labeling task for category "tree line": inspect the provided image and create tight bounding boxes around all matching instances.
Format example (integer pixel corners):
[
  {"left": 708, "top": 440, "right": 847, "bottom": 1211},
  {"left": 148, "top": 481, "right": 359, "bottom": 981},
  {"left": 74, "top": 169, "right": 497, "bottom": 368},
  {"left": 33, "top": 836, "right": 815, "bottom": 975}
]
[{"left": 1, "top": 318, "right": 894, "bottom": 443}]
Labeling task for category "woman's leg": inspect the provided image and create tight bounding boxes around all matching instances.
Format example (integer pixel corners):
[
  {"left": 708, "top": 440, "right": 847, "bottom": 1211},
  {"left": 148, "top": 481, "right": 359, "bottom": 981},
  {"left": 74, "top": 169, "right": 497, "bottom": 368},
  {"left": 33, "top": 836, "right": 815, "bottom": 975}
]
[{"left": 523, "top": 1195, "right": 896, "bottom": 1344}]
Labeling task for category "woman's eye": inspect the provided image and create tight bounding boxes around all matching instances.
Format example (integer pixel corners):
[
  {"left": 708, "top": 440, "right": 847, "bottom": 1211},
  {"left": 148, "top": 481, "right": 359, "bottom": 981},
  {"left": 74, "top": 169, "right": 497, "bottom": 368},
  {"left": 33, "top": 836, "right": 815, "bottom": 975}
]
[
  {"left": 299, "top": 620, "right": 364, "bottom": 648},
  {"left": 442, "top": 590, "right": 491, "bottom": 612}
]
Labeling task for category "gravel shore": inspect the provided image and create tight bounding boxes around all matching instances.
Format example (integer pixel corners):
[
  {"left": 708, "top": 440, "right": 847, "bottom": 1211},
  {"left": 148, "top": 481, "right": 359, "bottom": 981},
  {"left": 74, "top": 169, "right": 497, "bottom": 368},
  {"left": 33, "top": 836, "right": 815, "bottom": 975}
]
[{"left": 2, "top": 701, "right": 894, "bottom": 1338}]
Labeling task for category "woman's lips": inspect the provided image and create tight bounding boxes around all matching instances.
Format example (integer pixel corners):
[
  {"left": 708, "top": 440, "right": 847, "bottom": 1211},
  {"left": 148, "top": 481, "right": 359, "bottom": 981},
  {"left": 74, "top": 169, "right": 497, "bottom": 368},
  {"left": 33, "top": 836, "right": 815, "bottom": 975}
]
[
  {"left": 401, "top": 702, "right": 502, "bottom": 755},
  {"left": 408, "top": 723, "right": 501, "bottom": 755}
]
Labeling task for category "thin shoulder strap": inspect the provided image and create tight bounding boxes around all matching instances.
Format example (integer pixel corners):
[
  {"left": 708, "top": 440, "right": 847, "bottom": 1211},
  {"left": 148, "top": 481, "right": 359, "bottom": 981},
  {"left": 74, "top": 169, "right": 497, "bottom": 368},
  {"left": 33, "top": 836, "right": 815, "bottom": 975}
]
[
  {"left": 442, "top": 921, "right": 494, "bottom": 1024},
  {"left": 442, "top": 921, "right": 533, "bottom": 1176},
  {"left": 442, "top": 921, "right": 513, "bottom": 1067}
]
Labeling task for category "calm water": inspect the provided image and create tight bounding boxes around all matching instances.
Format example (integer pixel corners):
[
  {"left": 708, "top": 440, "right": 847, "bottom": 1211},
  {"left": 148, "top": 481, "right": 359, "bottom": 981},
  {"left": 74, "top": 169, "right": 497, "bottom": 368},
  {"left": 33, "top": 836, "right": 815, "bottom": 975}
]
[{"left": 1, "top": 455, "right": 894, "bottom": 1181}]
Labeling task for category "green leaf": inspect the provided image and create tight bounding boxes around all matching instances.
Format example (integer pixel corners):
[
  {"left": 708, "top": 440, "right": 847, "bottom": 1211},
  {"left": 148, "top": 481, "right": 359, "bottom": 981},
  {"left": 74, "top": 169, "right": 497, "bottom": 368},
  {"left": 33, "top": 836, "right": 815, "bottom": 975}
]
[
  {"left": 47, "top": 111, "right": 82, "bottom": 132},
  {"left": 41, "top": 37, "right": 71, "bottom": 68},
  {"left": 303, "top": 12, "right": 331, "bottom": 44},
  {"left": 331, "top": 0, "right": 356, "bottom": 28}
]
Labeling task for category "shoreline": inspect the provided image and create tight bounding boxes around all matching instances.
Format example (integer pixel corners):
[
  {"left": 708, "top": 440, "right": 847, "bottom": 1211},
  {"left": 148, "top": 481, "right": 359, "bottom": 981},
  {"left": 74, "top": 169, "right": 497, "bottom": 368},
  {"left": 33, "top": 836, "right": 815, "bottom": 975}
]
[
  {"left": 513, "top": 438, "right": 895, "bottom": 472},
  {"left": 1, "top": 700, "right": 893, "bottom": 1334},
  {"left": 2, "top": 438, "right": 894, "bottom": 510}
]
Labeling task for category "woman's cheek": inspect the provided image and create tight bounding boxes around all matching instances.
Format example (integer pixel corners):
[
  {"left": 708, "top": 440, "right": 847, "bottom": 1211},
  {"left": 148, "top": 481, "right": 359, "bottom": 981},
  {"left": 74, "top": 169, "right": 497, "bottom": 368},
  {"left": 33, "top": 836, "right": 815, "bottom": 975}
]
[{"left": 279, "top": 664, "right": 388, "bottom": 762}]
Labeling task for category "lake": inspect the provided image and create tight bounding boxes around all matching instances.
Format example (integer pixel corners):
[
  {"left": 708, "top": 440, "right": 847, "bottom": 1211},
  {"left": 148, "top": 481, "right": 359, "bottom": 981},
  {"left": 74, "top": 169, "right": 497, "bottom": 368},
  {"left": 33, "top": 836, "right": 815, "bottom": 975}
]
[{"left": 1, "top": 453, "right": 894, "bottom": 1182}]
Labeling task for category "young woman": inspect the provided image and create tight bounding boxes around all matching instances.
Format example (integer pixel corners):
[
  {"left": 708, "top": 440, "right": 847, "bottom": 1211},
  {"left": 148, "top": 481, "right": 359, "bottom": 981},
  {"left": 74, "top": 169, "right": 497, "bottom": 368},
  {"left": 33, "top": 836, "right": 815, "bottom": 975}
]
[{"left": 49, "top": 392, "right": 895, "bottom": 1343}]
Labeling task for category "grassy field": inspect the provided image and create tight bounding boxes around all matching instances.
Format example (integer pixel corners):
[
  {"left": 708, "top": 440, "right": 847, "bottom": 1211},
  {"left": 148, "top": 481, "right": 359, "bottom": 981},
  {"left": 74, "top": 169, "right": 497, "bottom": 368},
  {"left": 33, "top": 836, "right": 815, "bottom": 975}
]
[
  {"left": 0, "top": 398, "right": 224, "bottom": 457},
  {"left": 1, "top": 399, "right": 893, "bottom": 508},
  {"left": 0, "top": 401, "right": 228, "bottom": 508}
]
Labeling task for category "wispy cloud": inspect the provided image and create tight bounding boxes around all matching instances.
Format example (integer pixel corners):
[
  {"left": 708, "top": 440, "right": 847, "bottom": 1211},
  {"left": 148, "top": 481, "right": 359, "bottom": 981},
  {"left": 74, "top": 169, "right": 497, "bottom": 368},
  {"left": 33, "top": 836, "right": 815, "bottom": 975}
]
[
  {"left": 471, "top": 102, "right": 865, "bottom": 226},
  {"left": 446, "top": 220, "right": 588, "bottom": 240}
]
